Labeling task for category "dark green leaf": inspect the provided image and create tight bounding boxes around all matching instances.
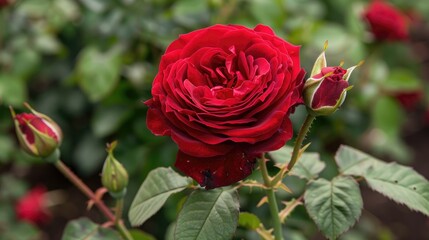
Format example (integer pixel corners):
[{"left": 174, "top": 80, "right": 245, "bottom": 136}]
[
  {"left": 129, "top": 167, "right": 192, "bottom": 226},
  {"left": 269, "top": 145, "right": 325, "bottom": 180},
  {"left": 175, "top": 189, "right": 239, "bottom": 240},
  {"left": 365, "top": 162, "right": 429, "bottom": 216},
  {"left": 335, "top": 145, "right": 383, "bottom": 176},
  {"left": 304, "top": 176, "right": 362, "bottom": 240},
  {"left": 61, "top": 217, "right": 121, "bottom": 240}
]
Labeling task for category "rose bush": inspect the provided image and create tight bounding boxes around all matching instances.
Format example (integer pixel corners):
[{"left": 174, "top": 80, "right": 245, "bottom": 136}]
[
  {"left": 363, "top": 0, "right": 409, "bottom": 41},
  {"left": 145, "top": 24, "right": 305, "bottom": 189}
]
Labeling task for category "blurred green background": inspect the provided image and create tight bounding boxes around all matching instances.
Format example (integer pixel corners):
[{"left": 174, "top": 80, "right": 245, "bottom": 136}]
[{"left": 1, "top": 0, "right": 429, "bottom": 239}]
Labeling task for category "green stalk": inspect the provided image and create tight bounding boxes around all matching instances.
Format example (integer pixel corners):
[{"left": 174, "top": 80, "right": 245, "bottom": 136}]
[
  {"left": 115, "top": 198, "right": 133, "bottom": 240},
  {"left": 258, "top": 157, "right": 283, "bottom": 240},
  {"left": 287, "top": 114, "right": 315, "bottom": 172}
]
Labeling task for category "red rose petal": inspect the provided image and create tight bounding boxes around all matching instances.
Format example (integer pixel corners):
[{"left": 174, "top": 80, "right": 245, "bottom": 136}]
[{"left": 175, "top": 149, "right": 257, "bottom": 189}]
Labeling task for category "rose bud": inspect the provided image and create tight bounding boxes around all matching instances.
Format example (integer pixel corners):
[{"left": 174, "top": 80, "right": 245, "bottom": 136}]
[
  {"left": 10, "top": 103, "right": 62, "bottom": 158},
  {"left": 304, "top": 44, "right": 360, "bottom": 116},
  {"left": 145, "top": 24, "right": 305, "bottom": 189},
  {"left": 363, "top": 0, "right": 409, "bottom": 41},
  {"left": 101, "top": 141, "right": 128, "bottom": 198},
  {"left": 15, "top": 186, "right": 51, "bottom": 225}
]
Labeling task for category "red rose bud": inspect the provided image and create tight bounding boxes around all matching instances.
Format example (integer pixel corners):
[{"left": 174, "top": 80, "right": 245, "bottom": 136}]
[
  {"left": 304, "top": 44, "right": 360, "bottom": 116},
  {"left": 363, "top": 0, "right": 409, "bottom": 41},
  {"left": 145, "top": 24, "right": 305, "bottom": 189},
  {"left": 10, "top": 103, "right": 62, "bottom": 158},
  {"left": 101, "top": 141, "right": 128, "bottom": 198},
  {"left": 15, "top": 186, "right": 51, "bottom": 225}
]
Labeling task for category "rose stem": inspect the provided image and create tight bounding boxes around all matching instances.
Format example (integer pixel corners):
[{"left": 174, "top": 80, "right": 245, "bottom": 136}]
[
  {"left": 287, "top": 114, "right": 316, "bottom": 172},
  {"left": 115, "top": 198, "right": 133, "bottom": 240},
  {"left": 258, "top": 156, "right": 283, "bottom": 240},
  {"left": 54, "top": 161, "right": 116, "bottom": 222}
]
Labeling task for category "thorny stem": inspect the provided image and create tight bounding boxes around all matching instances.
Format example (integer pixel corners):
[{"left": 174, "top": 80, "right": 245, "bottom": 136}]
[
  {"left": 115, "top": 198, "right": 133, "bottom": 240},
  {"left": 54, "top": 161, "right": 133, "bottom": 239},
  {"left": 258, "top": 156, "right": 283, "bottom": 240},
  {"left": 287, "top": 114, "right": 316, "bottom": 172}
]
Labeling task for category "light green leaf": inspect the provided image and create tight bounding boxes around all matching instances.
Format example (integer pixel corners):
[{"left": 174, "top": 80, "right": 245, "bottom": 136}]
[
  {"left": 304, "top": 176, "right": 362, "bottom": 240},
  {"left": 175, "top": 189, "right": 239, "bottom": 240},
  {"left": 269, "top": 146, "right": 325, "bottom": 180},
  {"left": 129, "top": 167, "right": 192, "bottom": 226},
  {"left": 384, "top": 70, "right": 422, "bottom": 92},
  {"left": 336, "top": 145, "right": 429, "bottom": 217},
  {"left": 75, "top": 46, "right": 122, "bottom": 102},
  {"left": 61, "top": 217, "right": 121, "bottom": 240},
  {"left": 365, "top": 162, "right": 429, "bottom": 216},
  {"left": 0, "top": 74, "right": 27, "bottom": 107},
  {"left": 129, "top": 230, "right": 156, "bottom": 240},
  {"left": 91, "top": 105, "right": 132, "bottom": 137},
  {"left": 373, "top": 97, "right": 404, "bottom": 137},
  {"left": 172, "top": 0, "right": 209, "bottom": 28},
  {"left": 335, "top": 145, "right": 383, "bottom": 176},
  {"left": 238, "top": 212, "right": 261, "bottom": 230}
]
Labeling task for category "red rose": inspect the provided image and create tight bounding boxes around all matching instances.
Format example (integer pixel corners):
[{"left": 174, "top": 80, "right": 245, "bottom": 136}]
[
  {"left": 145, "top": 24, "right": 305, "bottom": 189},
  {"left": 15, "top": 186, "right": 50, "bottom": 225},
  {"left": 363, "top": 0, "right": 409, "bottom": 41},
  {"left": 0, "top": 0, "right": 12, "bottom": 8},
  {"left": 393, "top": 91, "right": 422, "bottom": 110}
]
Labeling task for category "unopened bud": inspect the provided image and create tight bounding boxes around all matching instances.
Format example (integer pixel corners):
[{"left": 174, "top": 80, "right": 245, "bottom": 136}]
[
  {"left": 10, "top": 103, "right": 62, "bottom": 159},
  {"left": 101, "top": 141, "right": 128, "bottom": 198},
  {"left": 303, "top": 42, "right": 361, "bottom": 116}
]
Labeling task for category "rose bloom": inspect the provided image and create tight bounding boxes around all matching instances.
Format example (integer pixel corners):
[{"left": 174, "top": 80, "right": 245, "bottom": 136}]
[
  {"left": 15, "top": 186, "right": 50, "bottom": 225},
  {"left": 145, "top": 24, "right": 305, "bottom": 189},
  {"left": 363, "top": 0, "right": 409, "bottom": 41},
  {"left": 393, "top": 91, "right": 422, "bottom": 110}
]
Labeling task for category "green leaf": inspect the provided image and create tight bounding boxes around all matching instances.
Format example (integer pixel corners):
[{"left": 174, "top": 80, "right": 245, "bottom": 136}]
[
  {"left": 172, "top": 0, "right": 209, "bottom": 28},
  {"left": 91, "top": 105, "right": 132, "bottom": 137},
  {"left": 365, "top": 162, "right": 429, "bottom": 216},
  {"left": 129, "top": 167, "right": 192, "bottom": 226},
  {"left": 336, "top": 145, "right": 429, "bottom": 217},
  {"left": 75, "top": 46, "right": 122, "bottom": 102},
  {"left": 61, "top": 217, "right": 121, "bottom": 240},
  {"left": 373, "top": 97, "right": 404, "bottom": 137},
  {"left": 175, "top": 189, "right": 239, "bottom": 240},
  {"left": 269, "top": 145, "right": 325, "bottom": 180},
  {"left": 384, "top": 69, "right": 422, "bottom": 92},
  {"left": 0, "top": 74, "right": 27, "bottom": 107},
  {"left": 238, "top": 212, "right": 261, "bottom": 230},
  {"left": 304, "top": 176, "right": 363, "bottom": 240},
  {"left": 335, "top": 145, "right": 383, "bottom": 176},
  {"left": 371, "top": 96, "right": 410, "bottom": 162},
  {"left": 129, "top": 230, "right": 156, "bottom": 240}
]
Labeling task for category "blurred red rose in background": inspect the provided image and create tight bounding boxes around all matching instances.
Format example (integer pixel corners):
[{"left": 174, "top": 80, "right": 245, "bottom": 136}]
[
  {"left": 15, "top": 186, "right": 50, "bottom": 225},
  {"left": 145, "top": 24, "right": 305, "bottom": 188},
  {"left": 363, "top": 0, "right": 409, "bottom": 41},
  {"left": 393, "top": 91, "right": 423, "bottom": 110}
]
